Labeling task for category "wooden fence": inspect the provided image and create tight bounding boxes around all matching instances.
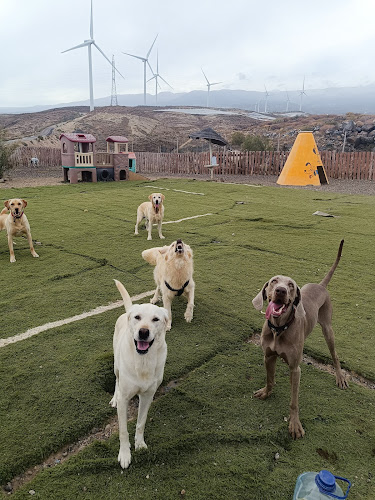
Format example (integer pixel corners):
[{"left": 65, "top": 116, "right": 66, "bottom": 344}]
[
  {"left": 8, "top": 147, "right": 375, "bottom": 181},
  {"left": 135, "top": 150, "right": 375, "bottom": 180}
]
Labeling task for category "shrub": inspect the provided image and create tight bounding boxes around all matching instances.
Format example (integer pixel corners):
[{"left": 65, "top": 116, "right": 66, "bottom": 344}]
[
  {"left": 0, "top": 129, "right": 18, "bottom": 179},
  {"left": 231, "top": 131, "right": 246, "bottom": 146},
  {"left": 241, "top": 134, "right": 274, "bottom": 151}
]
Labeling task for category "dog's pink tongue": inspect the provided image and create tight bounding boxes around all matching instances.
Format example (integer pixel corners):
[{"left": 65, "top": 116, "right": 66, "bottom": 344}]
[
  {"left": 137, "top": 341, "right": 150, "bottom": 351},
  {"left": 265, "top": 302, "right": 285, "bottom": 319}
]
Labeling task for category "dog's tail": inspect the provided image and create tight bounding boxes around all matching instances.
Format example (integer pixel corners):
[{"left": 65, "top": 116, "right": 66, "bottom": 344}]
[
  {"left": 142, "top": 247, "right": 167, "bottom": 266},
  {"left": 319, "top": 239, "right": 344, "bottom": 288},
  {"left": 114, "top": 279, "right": 132, "bottom": 312},
  {"left": 0, "top": 207, "right": 8, "bottom": 215}
]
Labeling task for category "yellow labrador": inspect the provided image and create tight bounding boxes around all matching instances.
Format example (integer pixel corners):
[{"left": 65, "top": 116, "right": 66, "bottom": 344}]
[
  {"left": 0, "top": 198, "right": 39, "bottom": 263},
  {"left": 142, "top": 239, "right": 195, "bottom": 331},
  {"left": 110, "top": 280, "right": 168, "bottom": 469},
  {"left": 134, "top": 193, "right": 165, "bottom": 240}
]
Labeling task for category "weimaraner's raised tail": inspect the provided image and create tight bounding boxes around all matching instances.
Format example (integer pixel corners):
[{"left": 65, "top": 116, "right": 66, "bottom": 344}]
[{"left": 319, "top": 239, "right": 344, "bottom": 288}]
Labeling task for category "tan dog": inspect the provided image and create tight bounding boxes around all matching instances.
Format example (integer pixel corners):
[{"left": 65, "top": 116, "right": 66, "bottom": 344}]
[
  {"left": 252, "top": 240, "right": 347, "bottom": 439},
  {"left": 142, "top": 239, "right": 195, "bottom": 331},
  {"left": 0, "top": 199, "right": 39, "bottom": 263},
  {"left": 134, "top": 193, "right": 165, "bottom": 240},
  {"left": 110, "top": 280, "right": 168, "bottom": 469}
]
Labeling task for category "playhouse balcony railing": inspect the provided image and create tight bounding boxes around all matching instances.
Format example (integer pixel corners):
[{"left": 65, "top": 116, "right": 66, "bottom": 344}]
[
  {"left": 95, "top": 152, "right": 113, "bottom": 167},
  {"left": 75, "top": 152, "right": 94, "bottom": 167}
]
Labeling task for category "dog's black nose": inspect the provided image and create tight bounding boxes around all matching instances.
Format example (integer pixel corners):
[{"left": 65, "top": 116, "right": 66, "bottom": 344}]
[
  {"left": 275, "top": 287, "right": 287, "bottom": 296},
  {"left": 138, "top": 328, "right": 149, "bottom": 340}
]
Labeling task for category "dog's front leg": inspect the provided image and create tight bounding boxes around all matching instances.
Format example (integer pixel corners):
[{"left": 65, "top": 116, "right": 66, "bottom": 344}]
[
  {"left": 135, "top": 390, "right": 155, "bottom": 450},
  {"left": 26, "top": 231, "right": 39, "bottom": 258},
  {"left": 150, "top": 285, "right": 161, "bottom": 304},
  {"left": 157, "top": 220, "right": 165, "bottom": 239},
  {"left": 184, "top": 284, "right": 195, "bottom": 323},
  {"left": 7, "top": 234, "right": 16, "bottom": 263},
  {"left": 288, "top": 365, "right": 305, "bottom": 439},
  {"left": 117, "top": 395, "right": 132, "bottom": 468},
  {"left": 163, "top": 294, "right": 173, "bottom": 331},
  {"left": 254, "top": 353, "right": 277, "bottom": 399}
]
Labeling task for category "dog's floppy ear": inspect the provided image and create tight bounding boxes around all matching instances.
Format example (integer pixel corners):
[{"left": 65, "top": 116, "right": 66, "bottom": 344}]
[
  {"left": 148, "top": 194, "right": 153, "bottom": 201},
  {"left": 161, "top": 194, "right": 165, "bottom": 201},
  {"left": 252, "top": 282, "right": 268, "bottom": 311},
  {"left": 4, "top": 200, "right": 10, "bottom": 209},
  {"left": 160, "top": 307, "right": 169, "bottom": 326},
  {"left": 294, "top": 286, "right": 306, "bottom": 319},
  {"left": 22, "top": 199, "right": 27, "bottom": 208}
]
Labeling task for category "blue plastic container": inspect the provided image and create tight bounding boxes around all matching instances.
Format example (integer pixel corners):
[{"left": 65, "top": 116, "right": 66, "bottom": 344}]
[{"left": 293, "top": 470, "right": 351, "bottom": 499}]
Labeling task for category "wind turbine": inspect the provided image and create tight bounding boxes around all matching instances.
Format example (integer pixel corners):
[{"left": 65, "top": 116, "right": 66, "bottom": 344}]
[
  {"left": 147, "top": 51, "right": 173, "bottom": 103},
  {"left": 62, "top": 0, "right": 125, "bottom": 112},
  {"left": 123, "top": 35, "right": 158, "bottom": 105},
  {"left": 285, "top": 90, "right": 291, "bottom": 112},
  {"left": 264, "top": 85, "right": 270, "bottom": 113},
  {"left": 299, "top": 76, "right": 307, "bottom": 111},
  {"left": 201, "top": 68, "right": 222, "bottom": 108}
]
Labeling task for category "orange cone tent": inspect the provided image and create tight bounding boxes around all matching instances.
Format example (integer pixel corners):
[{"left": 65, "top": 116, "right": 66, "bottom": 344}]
[{"left": 277, "top": 131, "right": 328, "bottom": 186}]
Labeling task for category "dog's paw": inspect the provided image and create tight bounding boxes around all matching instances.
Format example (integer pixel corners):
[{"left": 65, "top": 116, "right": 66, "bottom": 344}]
[
  {"left": 134, "top": 231, "right": 139, "bottom": 236},
  {"left": 32, "top": 252, "right": 39, "bottom": 258},
  {"left": 10, "top": 257, "right": 16, "bottom": 263},
  {"left": 336, "top": 372, "right": 349, "bottom": 389},
  {"left": 184, "top": 310, "right": 193, "bottom": 322},
  {"left": 150, "top": 296, "right": 158, "bottom": 305},
  {"left": 166, "top": 322, "right": 172, "bottom": 331},
  {"left": 253, "top": 387, "right": 271, "bottom": 400},
  {"left": 147, "top": 236, "right": 152, "bottom": 241},
  {"left": 109, "top": 396, "right": 117, "bottom": 408},
  {"left": 289, "top": 418, "right": 305, "bottom": 439},
  {"left": 118, "top": 446, "right": 131, "bottom": 469},
  {"left": 159, "top": 235, "right": 165, "bottom": 239},
  {"left": 135, "top": 438, "right": 148, "bottom": 451}
]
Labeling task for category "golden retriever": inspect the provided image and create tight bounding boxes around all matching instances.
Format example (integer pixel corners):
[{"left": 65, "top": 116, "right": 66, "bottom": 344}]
[
  {"left": 110, "top": 279, "right": 168, "bottom": 469},
  {"left": 134, "top": 193, "right": 165, "bottom": 240},
  {"left": 142, "top": 239, "right": 195, "bottom": 331},
  {"left": 0, "top": 198, "right": 39, "bottom": 263}
]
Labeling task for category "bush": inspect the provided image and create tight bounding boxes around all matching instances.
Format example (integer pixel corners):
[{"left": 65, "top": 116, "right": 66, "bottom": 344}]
[
  {"left": 231, "top": 131, "right": 246, "bottom": 146},
  {"left": 0, "top": 129, "right": 18, "bottom": 179},
  {"left": 241, "top": 134, "right": 274, "bottom": 152}
]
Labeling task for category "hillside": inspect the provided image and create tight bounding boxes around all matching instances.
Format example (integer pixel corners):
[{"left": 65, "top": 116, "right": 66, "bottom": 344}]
[{"left": 1, "top": 106, "right": 375, "bottom": 153}]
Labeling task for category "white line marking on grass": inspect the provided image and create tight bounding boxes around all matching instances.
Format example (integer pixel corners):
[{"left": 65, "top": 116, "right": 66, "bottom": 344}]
[
  {"left": 161, "top": 213, "right": 213, "bottom": 225},
  {"left": 144, "top": 185, "right": 205, "bottom": 195},
  {"left": 0, "top": 290, "right": 155, "bottom": 349}
]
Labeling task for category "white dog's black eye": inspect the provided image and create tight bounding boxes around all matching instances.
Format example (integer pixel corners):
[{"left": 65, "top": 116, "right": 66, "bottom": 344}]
[
  {"left": 134, "top": 315, "right": 141, "bottom": 320},
  {"left": 152, "top": 317, "right": 160, "bottom": 322}
]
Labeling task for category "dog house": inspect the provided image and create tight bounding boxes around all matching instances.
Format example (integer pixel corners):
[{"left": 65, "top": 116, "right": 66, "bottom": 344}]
[
  {"left": 61, "top": 133, "right": 97, "bottom": 183},
  {"left": 60, "top": 133, "right": 138, "bottom": 183}
]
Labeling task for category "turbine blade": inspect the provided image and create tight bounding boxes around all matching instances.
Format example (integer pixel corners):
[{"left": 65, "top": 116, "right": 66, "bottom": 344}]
[
  {"left": 123, "top": 52, "right": 146, "bottom": 62},
  {"left": 147, "top": 75, "right": 156, "bottom": 83},
  {"left": 147, "top": 60, "right": 154, "bottom": 75},
  {"left": 94, "top": 43, "right": 125, "bottom": 79},
  {"left": 62, "top": 41, "right": 91, "bottom": 53},
  {"left": 146, "top": 34, "right": 158, "bottom": 59},
  {"left": 211, "top": 81, "right": 222, "bottom": 86},
  {"left": 201, "top": 68, "right": 209, "bottom": 84},
  {"left": 159, "top": 75, "right": 173, "bottom": 89},
  {"left": 90, "top": 0, "right": 94, "bottom": 39}
]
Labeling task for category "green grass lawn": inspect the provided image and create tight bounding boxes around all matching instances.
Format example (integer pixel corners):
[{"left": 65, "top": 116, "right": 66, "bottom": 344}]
[{"left": 0, "top": 179, "right": 374, "bottom": 499}]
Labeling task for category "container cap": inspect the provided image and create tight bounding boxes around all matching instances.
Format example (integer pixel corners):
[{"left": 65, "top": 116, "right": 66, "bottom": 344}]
[{"left": 315, "top": 470, "right": 336, "bottom": 493}]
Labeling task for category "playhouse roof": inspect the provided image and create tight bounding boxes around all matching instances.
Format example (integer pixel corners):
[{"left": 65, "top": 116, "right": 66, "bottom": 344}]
[
  {"left": 189, "top": 127, "right": 228, "bottom": 146},
  {"left": 106, "top": 136, "right": 129, "bottom": 143},
  {"left": 59, "top": 133, "right": 96, "bottom": 143}
]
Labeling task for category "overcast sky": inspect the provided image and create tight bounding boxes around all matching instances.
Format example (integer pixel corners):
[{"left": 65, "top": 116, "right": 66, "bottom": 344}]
[{"left": 1, "top": 0, "right": 375, "bottom": 108}]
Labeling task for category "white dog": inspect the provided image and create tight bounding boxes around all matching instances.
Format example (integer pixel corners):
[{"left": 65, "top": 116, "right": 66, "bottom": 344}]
[
  {"left": 0, "top": 198, "right": 39, "bottom": 263},
  {"left": 142, "top": 239, "right": 195, "bottom": 331},
  {"left": 134, "top": 193, "right": 165, "bottom": 241},
  {"left": 110, "top": 280, "right": 168, "bottom": 469}
]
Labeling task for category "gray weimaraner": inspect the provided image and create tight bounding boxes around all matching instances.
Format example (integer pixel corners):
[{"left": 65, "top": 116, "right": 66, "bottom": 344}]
[{"left": 252, "top": 240, "right": 348, "bottom": 439}]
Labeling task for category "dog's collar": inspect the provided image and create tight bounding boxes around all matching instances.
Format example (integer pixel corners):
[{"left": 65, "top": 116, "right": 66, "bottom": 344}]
[
  {"left": 267, "top": 307, "right": 295, "bottom": 336},
  {"left": 13, "top": 211, "right": 24, "bottom": 222},
  {"left": 165, "top": 280, "right": 189, "bottom": 296}
]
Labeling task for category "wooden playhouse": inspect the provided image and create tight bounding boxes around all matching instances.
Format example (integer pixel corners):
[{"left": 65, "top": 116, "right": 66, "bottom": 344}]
[{"left": 60, "top": 133, "right": 140, "bottom": 183}]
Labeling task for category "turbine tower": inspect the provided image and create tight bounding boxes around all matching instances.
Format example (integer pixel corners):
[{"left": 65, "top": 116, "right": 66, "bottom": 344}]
[
  {"left": 285, "top": 90, "right": 291, "bottom": 112},
  {"left": 264, "top": 85, "right": 270, "bottom": 113},
  {"left": 201, "top": 68, "right": 222, "bottom": 108},
  {"left": 299, "top": 76, "right": 307, "bottom": 111},
  {"left": 123, "top": 35, "right": 158, "bottom": 105},
  {"left": 147, "top": 51, "right": 173, "bottom": 103},
  {"left": 111, "top": 55, "right": 118, "bottom": 106},
  {"left": 62, "top": 0, "right": 124, "bottom": 112}
]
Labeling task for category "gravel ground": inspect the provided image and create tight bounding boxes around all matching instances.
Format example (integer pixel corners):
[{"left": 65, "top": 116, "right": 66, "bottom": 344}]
[{"left": 1, "top": 165, "right": 375, "bottom": 195}]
